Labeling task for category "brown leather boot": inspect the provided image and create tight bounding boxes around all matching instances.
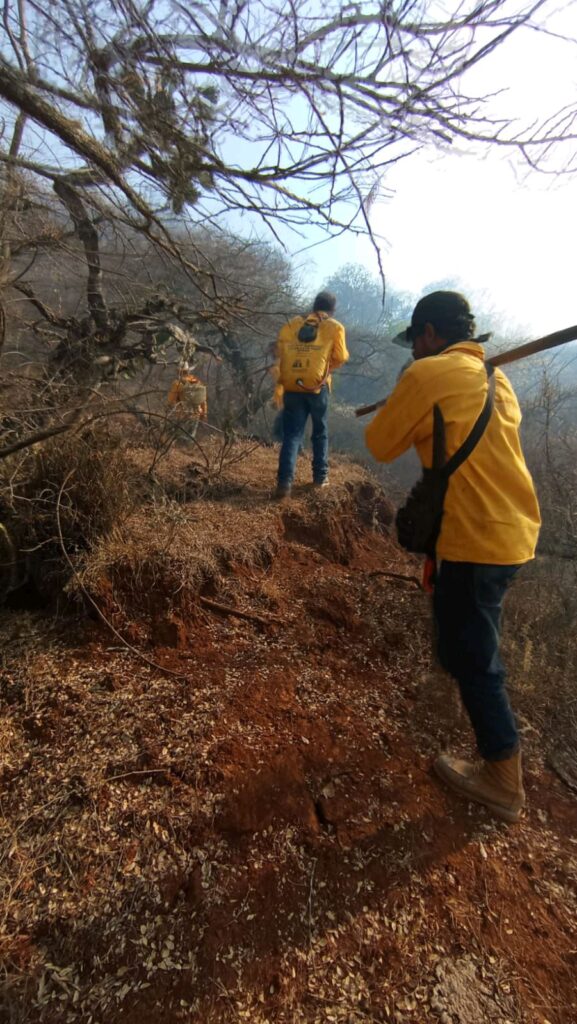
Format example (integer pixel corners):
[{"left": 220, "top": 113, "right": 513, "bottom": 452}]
[{"left": 434, "top": 751, "right": 525, "bottom": 823}]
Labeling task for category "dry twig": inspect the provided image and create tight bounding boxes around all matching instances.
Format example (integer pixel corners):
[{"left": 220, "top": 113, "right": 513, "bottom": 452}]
[{"left": 199, "top": 595, "right": 282, "bottom": 626}]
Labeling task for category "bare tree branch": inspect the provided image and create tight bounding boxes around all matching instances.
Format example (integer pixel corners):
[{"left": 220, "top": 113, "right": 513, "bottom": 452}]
[{"left": 53, "top": 179, "right": 108, "bottom": 330}]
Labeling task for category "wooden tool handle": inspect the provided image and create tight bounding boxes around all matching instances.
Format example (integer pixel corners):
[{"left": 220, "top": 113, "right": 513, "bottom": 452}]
[
  {"left": 354, "top": 324, "right": 577, "bottom": 418},
  {"left": 488, "top": 324, "right": 577, "bottom": 367}
]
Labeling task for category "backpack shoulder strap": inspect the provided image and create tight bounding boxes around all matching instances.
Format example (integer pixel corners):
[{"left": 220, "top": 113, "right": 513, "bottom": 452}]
[
  {"left": 432, "top": 403, "right": 446, "bottom": 470},
  {"left": 443, "top": 363, "right": 495, "bottom": 478}
]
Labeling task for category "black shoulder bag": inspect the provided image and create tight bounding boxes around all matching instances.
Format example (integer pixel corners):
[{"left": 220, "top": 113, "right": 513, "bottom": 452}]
[{"left": 395, "top": 363, "right": 496, "bottom": 557}]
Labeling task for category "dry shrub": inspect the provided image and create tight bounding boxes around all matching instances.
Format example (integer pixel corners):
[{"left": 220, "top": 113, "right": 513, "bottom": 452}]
[
  {"left": 505, "top": 559, "right": 577, "bottom": 695},
  {"left": 74, "top": 457, "right": 395, "bottom": 631},
  {"left": 282, "top": 478, "right": 394, "bottom": 562},
  {"left": 503, "top": 556, "right": 577, "bottom": 777},
  {"left": 74, "top": 499, "right": 283, "bottom": 629},
  {"left": 0, "top": 424, "right": 396, "bottom": 625},
  {"left": 0, "top": 426, "right": 147, "bottom": 596}
]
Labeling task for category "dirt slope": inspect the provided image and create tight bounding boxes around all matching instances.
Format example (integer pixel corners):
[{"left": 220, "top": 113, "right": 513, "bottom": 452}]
[{"left": 1, "top": 444, "right": 576, "bottom": 1024}]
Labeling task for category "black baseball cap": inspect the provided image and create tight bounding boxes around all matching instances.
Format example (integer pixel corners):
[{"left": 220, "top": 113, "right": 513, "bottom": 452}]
[{"left": 392, "top": 291, "right": 475, "bottom": 348}]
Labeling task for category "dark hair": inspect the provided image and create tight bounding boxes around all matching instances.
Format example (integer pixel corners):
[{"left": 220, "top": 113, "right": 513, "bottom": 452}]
[
  {"left": 411, "top": 290, "right": 476, "bottom": 344},
  {"left": 313, "top": 290, "right": 337, "bottom": 314}
]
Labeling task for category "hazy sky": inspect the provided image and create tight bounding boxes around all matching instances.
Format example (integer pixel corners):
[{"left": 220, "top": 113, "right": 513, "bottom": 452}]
[
  {"left": 306, "top": 4, "right": 577, "bottom": 339},
  {"left": 344, "top": 147, "right": 577, "bottom": 338}
]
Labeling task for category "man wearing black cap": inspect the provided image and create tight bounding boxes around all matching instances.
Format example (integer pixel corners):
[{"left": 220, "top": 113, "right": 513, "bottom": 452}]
[{"left": 365, "top": 291, "right": 541, "bottom": 823}]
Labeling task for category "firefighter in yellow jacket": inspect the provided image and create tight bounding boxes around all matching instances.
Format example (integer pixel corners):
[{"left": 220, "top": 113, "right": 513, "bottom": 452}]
[
  {"left": 275, "top": 290, "right": 349, "bottom": 498},
  {"left": 365, "top": 291, "right": 541, "bottom": 823},
  {"left": 167, "top": 364, "right": 208, "bottom": 442}
]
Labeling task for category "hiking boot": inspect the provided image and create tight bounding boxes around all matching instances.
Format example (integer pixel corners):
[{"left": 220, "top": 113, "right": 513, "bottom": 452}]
[
  {"left": 434, "top": 751, "right": 525, "bottom": 823},
  {"left": 274, "top": 483, "right": 292, "bottom": 501},
  {"left": 313, "top": 478, "right": 329, "bottom": 489}
]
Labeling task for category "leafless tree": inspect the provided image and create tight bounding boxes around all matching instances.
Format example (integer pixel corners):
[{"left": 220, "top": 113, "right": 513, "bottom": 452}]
[
  {"left": 0, "top": 0, "right": 575, "bottom": 417},
  {"left": 2, "top": 0, "right": 576, "bottom": 234}
]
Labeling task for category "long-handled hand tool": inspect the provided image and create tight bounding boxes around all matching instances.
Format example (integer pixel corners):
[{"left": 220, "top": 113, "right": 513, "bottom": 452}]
[{"left": 354, "top": 323, "right": 577, "bottom": 418}]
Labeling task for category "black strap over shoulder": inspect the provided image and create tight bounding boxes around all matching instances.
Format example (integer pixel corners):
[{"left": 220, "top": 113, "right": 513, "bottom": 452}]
[
  {"left": 395, "top": 362, "right": 495, "bottom": 557},
  {"left": 442, "top": 362, "right": 495, "bottom": 478},
  {"left": 432, "top": 404, "right": 446, "bottom": 470}
]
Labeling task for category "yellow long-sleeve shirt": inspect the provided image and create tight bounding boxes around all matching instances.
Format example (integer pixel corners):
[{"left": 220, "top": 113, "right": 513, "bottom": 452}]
[{"left": 365, "top": 342, "right": 540, "bottom": 564}]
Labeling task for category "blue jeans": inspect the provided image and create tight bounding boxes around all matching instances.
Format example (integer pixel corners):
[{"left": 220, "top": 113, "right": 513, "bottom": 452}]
[
  {"left": 272, "top": 410, "right": 304, "bottom": 452},
  {"left": 272, "top": 411, "right": 284, "bottom": 444},
  {"left": 277, "top": 389, "right": 329, "bottom": 487},
  {"left": 433, "top": 561, "right": 522, "bottom": 761}
]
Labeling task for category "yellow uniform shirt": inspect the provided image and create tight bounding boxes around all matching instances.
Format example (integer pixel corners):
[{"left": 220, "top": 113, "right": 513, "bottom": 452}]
[
  {"left": 365, "top": 342, "right": 540, "bottom": 565},
  {"left": 275, "top": 314, "right": 349, "bottom": 393}
]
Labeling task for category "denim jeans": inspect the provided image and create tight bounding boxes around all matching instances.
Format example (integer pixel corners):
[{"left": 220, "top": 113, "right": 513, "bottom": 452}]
[
  {"left": 272, "top": 410, "right": 304, "bottom": 452},
  {"left": 433, "top": 560, "right": 522, "bottom": 761},
  {"left": 277, "top": 388, "right": 329, "bottom": 486},
  {"left": 272, "top": 410, "right": 284, "bottom": 444}
]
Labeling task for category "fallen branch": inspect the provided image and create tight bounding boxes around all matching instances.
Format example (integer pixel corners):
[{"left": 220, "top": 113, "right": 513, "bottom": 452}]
[
  {"left": 199, "top": 595, "right": 282, "bottom": 626},
  {"left": 369, "top": 569, "right": 422, "bottom": 586},
  {"left": 548, "top": 753, "right": 577, "bottom": 796},
  {"left": 0, "top": 418, "right": 78, "bottom": 460},
  {"left": 104, "top": 768, "right": 170, "bottom": 783},
  {"left": 0, "top": 395, "right": 173, "bottom": 461}
]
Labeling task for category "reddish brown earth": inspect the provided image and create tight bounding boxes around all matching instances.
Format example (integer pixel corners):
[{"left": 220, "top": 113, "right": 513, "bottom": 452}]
[{"left": 1, "top": 445, "right": 576, "bottom": 1024}]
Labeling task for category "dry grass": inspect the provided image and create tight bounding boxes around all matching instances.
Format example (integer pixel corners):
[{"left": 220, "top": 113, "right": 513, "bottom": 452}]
[
  {"left": 505, "top": 557, "right": 577, "bottom": 708},
  {"left": 0, "top": 429, "right": 277, "bottom": 602},
  {"left": 503, "top": 556, "right": 577, "bottom": 788},
  {"left": 0, "top": 427, "right": 146, "bottom": 596},
  {"left": 48, "top": 435, "right": 393, "bottom": 632},
  {"left": 75, "top": 499, "right": 283, "bottom": 628}
]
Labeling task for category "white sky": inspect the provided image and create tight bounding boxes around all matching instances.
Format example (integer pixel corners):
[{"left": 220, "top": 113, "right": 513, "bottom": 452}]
[
  {"left": 345, "top": 148, "right": 577, "bottom": 337},
  {"left": 308, "top": 3, "right": 577, "bottom": 338}
]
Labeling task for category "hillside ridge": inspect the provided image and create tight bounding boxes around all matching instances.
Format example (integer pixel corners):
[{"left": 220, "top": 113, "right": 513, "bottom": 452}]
[{"left": 1, "top": 443, "right": 576, "bottom": 1024}]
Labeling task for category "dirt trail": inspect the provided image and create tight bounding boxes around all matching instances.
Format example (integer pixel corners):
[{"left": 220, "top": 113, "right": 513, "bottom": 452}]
[{"left": 1, "top": 445, "right": 576, "bottom": 1024}]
